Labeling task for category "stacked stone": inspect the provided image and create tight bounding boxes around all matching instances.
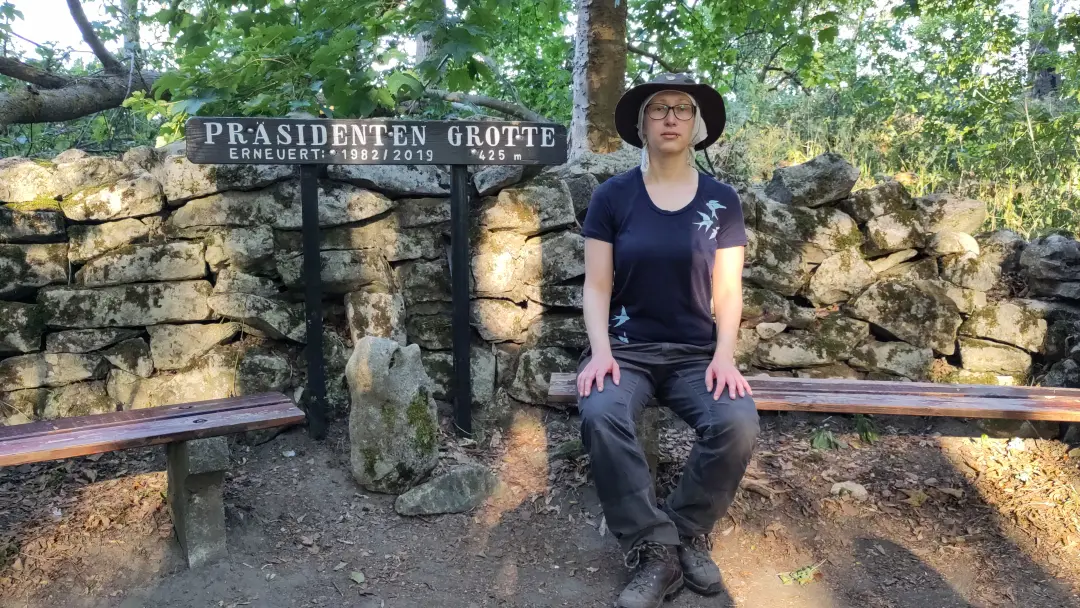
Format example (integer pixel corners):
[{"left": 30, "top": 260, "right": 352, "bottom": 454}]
[{"left": 3, "top": 141, "right": 1079, "bottom": 429}]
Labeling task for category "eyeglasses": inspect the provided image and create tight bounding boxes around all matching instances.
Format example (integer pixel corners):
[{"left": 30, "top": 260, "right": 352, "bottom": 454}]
[{"left": 646, "top": 103, "right": 696, "bottom": 121}]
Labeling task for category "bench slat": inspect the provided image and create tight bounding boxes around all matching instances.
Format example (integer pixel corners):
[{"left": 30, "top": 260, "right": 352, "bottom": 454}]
[
  {"left": 547, "top": 373, "right": 1080, "bottom": 422},
  {"left": 0, "top": 393, "right": 305, "bottom": 467}
]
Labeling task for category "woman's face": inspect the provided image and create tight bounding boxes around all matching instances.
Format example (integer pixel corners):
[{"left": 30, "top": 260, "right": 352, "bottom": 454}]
[{"left": 641, "top": 91, "right": 696, "bottom": 156}]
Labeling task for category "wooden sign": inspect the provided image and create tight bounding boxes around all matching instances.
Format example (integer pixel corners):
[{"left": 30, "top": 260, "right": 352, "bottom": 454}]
[{"left": 186, "top": 117, "right": 568, "bottom": 166}]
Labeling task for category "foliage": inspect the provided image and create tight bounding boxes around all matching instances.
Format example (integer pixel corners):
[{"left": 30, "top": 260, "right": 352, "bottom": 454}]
[
  {"left": 810, "top": 427, "right": 842, "bottom": 450},
  {"left": 854, "top": 414, "right": 878, "bottom": 444}
]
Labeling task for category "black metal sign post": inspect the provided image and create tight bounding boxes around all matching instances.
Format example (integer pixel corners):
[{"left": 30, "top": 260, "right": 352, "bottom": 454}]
[{"left": 186, "top": 117, "right": 567, "bottom": 438}]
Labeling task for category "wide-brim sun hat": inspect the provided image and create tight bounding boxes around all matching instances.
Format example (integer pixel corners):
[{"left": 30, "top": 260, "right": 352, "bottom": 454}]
[{"left": 614, "top": 72, "right": 726, "bottom": 151}]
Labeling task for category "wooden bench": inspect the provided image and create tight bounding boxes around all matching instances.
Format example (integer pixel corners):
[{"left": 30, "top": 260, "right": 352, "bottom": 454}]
[
  {"left": 549, "top": 374, "right": 1080, "bottom": 471},
  {"left": 0, "top": 392, "right": 304, "bottom": 568}
]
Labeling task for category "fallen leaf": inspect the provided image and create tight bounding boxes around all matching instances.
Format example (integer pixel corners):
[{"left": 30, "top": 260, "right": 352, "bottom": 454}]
[
  {"left": 349, "top": 571, "right": 366, "bottom": 585},
  {"left": 778, "top": 560, "right": 825, "bottom": 585},
  {"left": 333, "top": 562, "right": 347, "bottom": 571},
  {"left": 902, "top": 489, "right": 929, "bottom": 508},
  {"left": 938, "top": 488, "right": 964, "bottom": 499},
  {"left": 83, "top": 468, "right": 97, "bottom": 483}
]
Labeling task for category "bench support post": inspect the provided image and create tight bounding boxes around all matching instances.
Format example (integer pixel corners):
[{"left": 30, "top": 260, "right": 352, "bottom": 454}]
[{"left": 167, "top": 437, "right": 229, "bottom": 568}]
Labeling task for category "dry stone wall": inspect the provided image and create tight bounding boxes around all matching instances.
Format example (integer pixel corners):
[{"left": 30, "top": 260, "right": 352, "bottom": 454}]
[{"left": 2, "top": 144, "right": 1080, "bottom": 433}]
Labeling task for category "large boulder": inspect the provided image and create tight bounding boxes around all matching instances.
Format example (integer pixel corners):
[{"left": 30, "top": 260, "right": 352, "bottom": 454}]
[
  {"left": 867, "top": 249, "right": 918, "bottom": 274},
  {"left": 939, "top": 252, "right": 996, "bottom": 292},
  {"left": 743, "top": 233, "right": 812, "bottom": 296},
  {"left": 151, "top": 155, "right": 293, "bottom": 205},
  {"left": 166, "top": 186, "right": 287, "bottom": 229},
  {"left": 805, "top": 249, "right": 876, "bottom": 306},
  {"left": 102, "top": 338, "right": 154, "bottom": 378},
  {"left": 555, "top": 144, "right": 639, "bottom": 182},
  {"left": 848, "top": 341, "right": 933, "bottom": 381},
  {"left": 0, "top": 206, "right": 64, "bottom": 243},
  {"left": 68, "top": 218, "right": 157, "bottom": 264},
  {"left": 507, "top": 347, "right": 577, "bottom": 405},
  {"left": 520, "top": 231, "right": 586, "bottom": 288},
  {"left": 960, "top": 301, "right": 1047, "bottom": 353},
  {"left": 878, "top": 257, "right": 938, "bottom": 282},
  {"left": 301, "top": 181, "right": 395, "bottom": 227},
  {"left": 395, "top": 259, "right": 451, "bottom": 306},
  {"left": 959, "top": 337, "right": 1032, "bottom": 375},
  {"left": 477, "top": 176, "right": 575, "bottom": 237},
  {"left": 523, "top": 314, "right": 587, "bottom": 348},
  {"left": 863, "top": 211, "right": 924, "bottom": 255},
  {"left": 40, "top": 281, "right": 215, "bottom": 328},
  {"left": 394, "top": 464, "right": 498, "bottom": 516},
  {"left": 212, "top": 269, "right": 280, "bottom": 298},
  {"left": 405, "top": 307, "right": 453, "bottom": 350},
  {"left": 757, "top": 198, "right": 862, "bottom": 252},
  {"left": 0, "top": 243, "right": 68, "bottom": 297},
  {"left": 977, "top": 230, "right": 1026, "bottom": 276},
  {"left": 0, "top": 302, "right": 44, "bottom": 354},
  {"left": 847, "top": 280, "right": 962, "bottom": 355},
  {"left": 0, "top": 352, "right": 109, "bottom": 391},
  {"left": 474, "top": 165, "right": 525, "bottom": 196},
  {"left": 328, "top": 164, "right": 448, "bottom": 197},
  {"left": 40, "top": 381, "right": 116, "bottom": 419},
  {"left": 472, "top": 230, "right": 528, "bottom": 301},
  {"left": 60, "top": 175, "right": 164, "bottom": 221},
  {"left": 276, "top": 249, "right": 392, "bottom": 294},
  {"left": 0, "top": 158, "right": 58, "bottom": 202},
  {"left": 206, "top": 293, "right": 305, "bottom": 342},
  {"left": 914, "top": 193, "right": 987, "bottom": 234},
  {"left": 51, "top": 150, "right": 129, "bottom": 195},
  {"left": 203, "top": 226, "right": 275, "bottom": 273},
  {"left": 396, "top": 197, "right": 450, "bottom": 228},
  {"left": 45, "top": 328, "right": 140, "bottom": 353},
  {"left": 919, "top": 279, "right": 986, "bottom": 315},
  {"left": 839, "top": 181, "right": 913, "bottom": 223},
  {"left": 345, "top": 290, "right": 406, "bottom": 345},
  {"left": 146, "top": 323, "right": 242, "bottom": 371},
  {"left": 754, "top": 313, "right": 868, "bottom": 368},
  {"left": 742, "top": 285, "right": 792, "bottom": 325},
  {"left": 1020, "top": 234, "right": 1080, "bottom": 300},
  {"left": 347, "top": 337, "right": 439, "bottom": 494},
  {"left": 763, "top": 153, "right": 859, "bottom": 208},
  {"left": 421, "top": 346, "right": 497, "bottom": 407},
  {"left": 926, "top": 232, "right": 979, "bottom": 257},
  {"left": 470, "top": 299, "right": 527, "bottom": 343},
  {"left": 75, "top": 242, "right": 207, "bottom": 287}
]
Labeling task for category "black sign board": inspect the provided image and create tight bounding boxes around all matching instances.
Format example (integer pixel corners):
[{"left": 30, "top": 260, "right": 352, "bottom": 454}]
[
  {"left": 186, "top": 117, "right": 567, "bottom": 440},
  {"left": 186, "top": 117, "right": 567, "bottom": 166}
]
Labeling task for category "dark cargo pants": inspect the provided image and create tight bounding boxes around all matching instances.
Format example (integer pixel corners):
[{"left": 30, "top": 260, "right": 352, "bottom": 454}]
[{"left": 578, "top": 339, "right": 759, "bottom": 553}]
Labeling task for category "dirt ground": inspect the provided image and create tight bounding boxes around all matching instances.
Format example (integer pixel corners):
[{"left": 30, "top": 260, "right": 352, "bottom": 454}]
[{"left": 2, "top": 406, "right": 1080, "bottom": 608}]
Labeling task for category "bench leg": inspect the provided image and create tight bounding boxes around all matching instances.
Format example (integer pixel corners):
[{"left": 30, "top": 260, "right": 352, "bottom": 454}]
[{"left": 166, "top": 437, "right": 229, "bottom": 568}]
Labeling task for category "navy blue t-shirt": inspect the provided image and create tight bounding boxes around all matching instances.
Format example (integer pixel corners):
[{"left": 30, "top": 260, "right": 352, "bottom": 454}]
[{"left": 581, "top": 167, "right": 748, "bottom": 346}]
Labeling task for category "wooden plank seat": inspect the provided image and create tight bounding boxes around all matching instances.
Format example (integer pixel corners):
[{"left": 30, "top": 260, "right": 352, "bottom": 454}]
[
  {"left": 0, "top": 392, "right": 305, "bottom": 568},
  {"left": 547, "top": 374, "right": 1080, "bottom": 422}
]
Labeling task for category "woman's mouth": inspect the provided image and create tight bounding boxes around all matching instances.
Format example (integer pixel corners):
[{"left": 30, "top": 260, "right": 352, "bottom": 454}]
[{"left": 661, "top": 133, "right": 680, "bottom": 140}]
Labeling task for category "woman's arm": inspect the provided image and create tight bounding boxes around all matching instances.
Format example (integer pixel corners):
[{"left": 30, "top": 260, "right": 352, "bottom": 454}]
[
  {"left": 706, "top": 246, "right": 752, "bottom": 399},
  {"left": 578, "top": 238, "right": 620, "bottom": 396}
]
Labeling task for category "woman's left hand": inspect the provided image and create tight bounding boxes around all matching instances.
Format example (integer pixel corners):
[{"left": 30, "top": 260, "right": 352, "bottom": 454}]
[{"left": 705, "top": 357, "right": 753, "bottom": 400}]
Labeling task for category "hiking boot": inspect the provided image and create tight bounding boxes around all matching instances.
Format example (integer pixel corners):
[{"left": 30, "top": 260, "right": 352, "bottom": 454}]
[
  {"left": 616, "top": 541, "right": 683, "bottom": 608},
  {"left": 677, "top": 534, "right": 723, "bottom": 595}
]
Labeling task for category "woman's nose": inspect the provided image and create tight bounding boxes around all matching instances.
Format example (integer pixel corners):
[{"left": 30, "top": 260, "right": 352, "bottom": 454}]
[{"left": 664, "top": 111, "right": 678, "bottom": 126}]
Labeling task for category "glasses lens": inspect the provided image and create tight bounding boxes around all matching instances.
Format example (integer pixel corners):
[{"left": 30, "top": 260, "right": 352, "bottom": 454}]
[
  {"left": 674, "top": 104, "right": 695, "bottom": 120},
  {"left": 647, "top": 103, "right": 668, "bottom": 119}
]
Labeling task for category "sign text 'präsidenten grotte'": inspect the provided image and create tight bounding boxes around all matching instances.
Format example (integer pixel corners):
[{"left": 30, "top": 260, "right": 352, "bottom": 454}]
[{"left": 185, "top": 117, "right": 568, "bottom": 165}]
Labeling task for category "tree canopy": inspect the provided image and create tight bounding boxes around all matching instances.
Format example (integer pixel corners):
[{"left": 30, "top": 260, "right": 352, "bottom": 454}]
[{"left": 0, "top": 0, "right": 1077, "bottom": 234}]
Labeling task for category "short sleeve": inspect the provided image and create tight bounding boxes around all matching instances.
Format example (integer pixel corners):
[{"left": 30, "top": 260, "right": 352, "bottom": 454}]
[
  {"left": 713, "top": 186, "right": 748, "bottom": 249},
  {"left": 581, "top": 186, "right": 616, "bottom": 243}
]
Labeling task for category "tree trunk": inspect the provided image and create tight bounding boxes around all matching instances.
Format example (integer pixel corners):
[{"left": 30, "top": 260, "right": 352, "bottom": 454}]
[
  {"left": 0, "top": 72, "right": 159, "bottom": 126},
  {"left": 569, "top": 0, "right": 628, "bottom": 160},
  {"left": 1029, "top": 0, "right": 1060, "bottom": 98},
  {"left": 121, "top": 0, "right": 140, "bottom": 68}
]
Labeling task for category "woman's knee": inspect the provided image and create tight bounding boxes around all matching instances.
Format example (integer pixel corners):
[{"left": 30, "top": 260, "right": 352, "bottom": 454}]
[
  {"left": 702, "top": 395, "right": 759, "bottom": 444},
  {"left": 578, "top": 386, "right": 637, "bottom": 436}
]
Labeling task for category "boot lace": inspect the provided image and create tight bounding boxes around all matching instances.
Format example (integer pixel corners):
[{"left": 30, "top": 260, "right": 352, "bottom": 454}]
[{"left": 624, "top": 541, "right": 669, "bottom": 570}]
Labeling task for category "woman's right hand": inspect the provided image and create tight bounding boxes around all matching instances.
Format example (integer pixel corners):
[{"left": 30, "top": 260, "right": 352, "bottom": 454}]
[{"left": 577, "top": 352, "right": 621, "bottom": 397}]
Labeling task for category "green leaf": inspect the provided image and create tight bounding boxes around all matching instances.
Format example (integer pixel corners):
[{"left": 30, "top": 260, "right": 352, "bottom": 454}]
[
  {"left": 810, "top": 428, "right": 840, "bottom": 450},
  {"left": 817, "top": 26, "right": 839, "bottom": 45},
  {"left": 778, "top": 561, "right": 824, "bottom": 585},
  {"left": 387, "top": 71, "right": 426, "bottom": 97},
  {"left": 349, "top": 571, "right": 366, "bottom": 585}
]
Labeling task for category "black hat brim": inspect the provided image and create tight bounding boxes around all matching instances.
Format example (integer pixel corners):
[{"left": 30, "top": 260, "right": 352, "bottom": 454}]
[{"left": 614, "top": 82, "right": 726, "bottom": 150}]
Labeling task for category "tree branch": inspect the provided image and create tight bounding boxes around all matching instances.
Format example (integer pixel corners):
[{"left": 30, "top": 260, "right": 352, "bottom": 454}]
[
  {"left": 0, "top": 58, "right": 72, "bottom": 89},
  {"left": 426, "top": 89, "right": 547, "bottom": 122},
  {"left": 66, "top": 0, "right": 124, "bottom": 73},
  {"left": 627, "top": 43, "right": 684, "bottom": 74},
  {"left": 0, "top": 71, "right": 159, "bottom": 127}
]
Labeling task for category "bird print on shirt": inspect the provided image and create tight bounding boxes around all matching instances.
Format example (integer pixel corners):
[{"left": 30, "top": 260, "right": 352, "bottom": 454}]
[
  {"left": 618, "top": 333, "right": 629, "bottom": 344},
  {"left": 694, "top": 211, "right": 714, "bottom": 232},
  {"left": 706, "top": 200, "right": 725, "bottom": 219},
  {"left": 611, "top": 306, "right": 630, "bottom": 327}
]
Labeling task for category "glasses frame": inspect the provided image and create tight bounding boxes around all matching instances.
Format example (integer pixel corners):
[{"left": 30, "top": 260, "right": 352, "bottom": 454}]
[{"left": 645, "top": 102, "right": 697, "bottom": 121}]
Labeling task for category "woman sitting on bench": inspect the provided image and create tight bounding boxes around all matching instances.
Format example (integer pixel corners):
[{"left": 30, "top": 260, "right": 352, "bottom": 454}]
[{"left": 576, "top": 73, "right": 758, "bottom": 608}]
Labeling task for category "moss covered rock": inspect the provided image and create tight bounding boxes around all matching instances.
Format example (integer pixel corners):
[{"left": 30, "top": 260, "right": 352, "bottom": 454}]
[
  {"left": 806, "top": 249, "right": 877, "bottom": 306},
  {"left": 867, "top": 249, "right": 918, "bottom": 274},
  {"left": 940, "top": 252, "right": 997, "bottom": 292},
  {"left": 0, "top": 301, "right": 44, "bottom": 354},
  {"left": 40, "top": 381, "right": 116, "bottom": 419},
  {"left": 206, "top": 292, "right": 305, "bottom": 343},
  {"left": 213, "top": 269, "right": 280, "bottom": 298},
  {"left": 102, "top": 337, "right": 154, "bottom": 378},
  {"left": 1020, "top": 233, "right": 1080, "bottom": 300},
  {"left": 524, "top": 313, "right": 586, "bottom": 348},
  {"left": 474, "top": 165, "right": 525, "bottom": 196},
  {"left": 394, "top": 464, "right": 498, "bottom": 516},
  {"left": 879, "top": 257, "right": 939, "bottom": 282},
  {"left": 52, "top": 152, "right": 128, "bottom": 196},
  {"left": 45, "top": 328, "right": 140, "bottom": 353},
  {"left": 847, "top": 280, "right": 963, "bottom": 355},
  {"left": 757, "top": 197, "right": 862, "bottom": 252},
  {"left": 276, "top": 248, "right": 391, "bottom": 294},
  {"left": 744, "top": 232, "right": 812, "bottom": 296},
  {"left": 345, "top": 290, "right": 406, "bottom": 346},
  {"left": 863, "top": 210, "right": 925, "bottom": 255},
  {"left": 521, "top": 231, "right": 586, "bottom": 288},
  {"left": 848, "top": 340, "right": 933, "bottom": 380},
  {"left": 0, "top": 387, "right": 46, "bottom": 424},
  {"left": 41, "top": 281, "right": 216, "bottom": 328},
  {"left": 68, "top": 218, "right": 155, "bottom": 265},
  {"left": 794, "top": 362, "right": 864, "bottom": 379},
  {"left": 472, "top": 230, "right": 528, "bottom": 301},
  {"left": 152, "top": 154, "right": 293, "bottom": 205},
  {"left": 764, "top": 152, "right": 860, "bottom": 208},
  {"left": 0, "top": 157, "right": 59, "bottom": 202},
  {"left": 420, "top": 346, "right": 497, "bottom": 406},
  {"left": 477, "top": 175, "right": 575, "bottom": 237},
  {"left": 927, "top": 231, "right": 979, "bottom": 257},
  {"left": 146, "top": 323, "right": 241, "bottom": 371},
  {"left": 960, "top": 300, "right": 1047, "bottom": 353},
  {"left": 754, "top": 313, "right": 867, "bottom": 368},
  {"left": 0, "top": 352, "right": 109, "bottom": 391},
  {"left": 60, "top": 175, "right": 164, "bottom": 221},
  {"left": 406, "top": 306, "right": 453, "bottom": 350},
  {"left": 471, "top": 299, "right": 528, "bottom": 343},
  {"left": 959, "top": 337, "right": 1032, "bottom": 375},
  {"left": 0, "top": 243, "right": 68, "bottom": 297},
  {"left": 347, "top": 337, "right": 439, "bottom": 494},
  {"left": 0, "top": 206, "right": 64, "bottom": 243},
  {"left": 839, "top": 180, "right": 914, "bottom": 224},
  {"left": 329, "top": 163, "right": 448, "bottom": 198},
  {"left": 395, "top": 259, "right": 452, "bottom": 307},
  {"left": 507, "top": 346, "right": 577, "bottom": 405},
  {"left": 75, "top": 241, "right": 207, "bottom": 287},
  {"left": 914, "top": 193, "right": 987, "bottom": 235}
]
